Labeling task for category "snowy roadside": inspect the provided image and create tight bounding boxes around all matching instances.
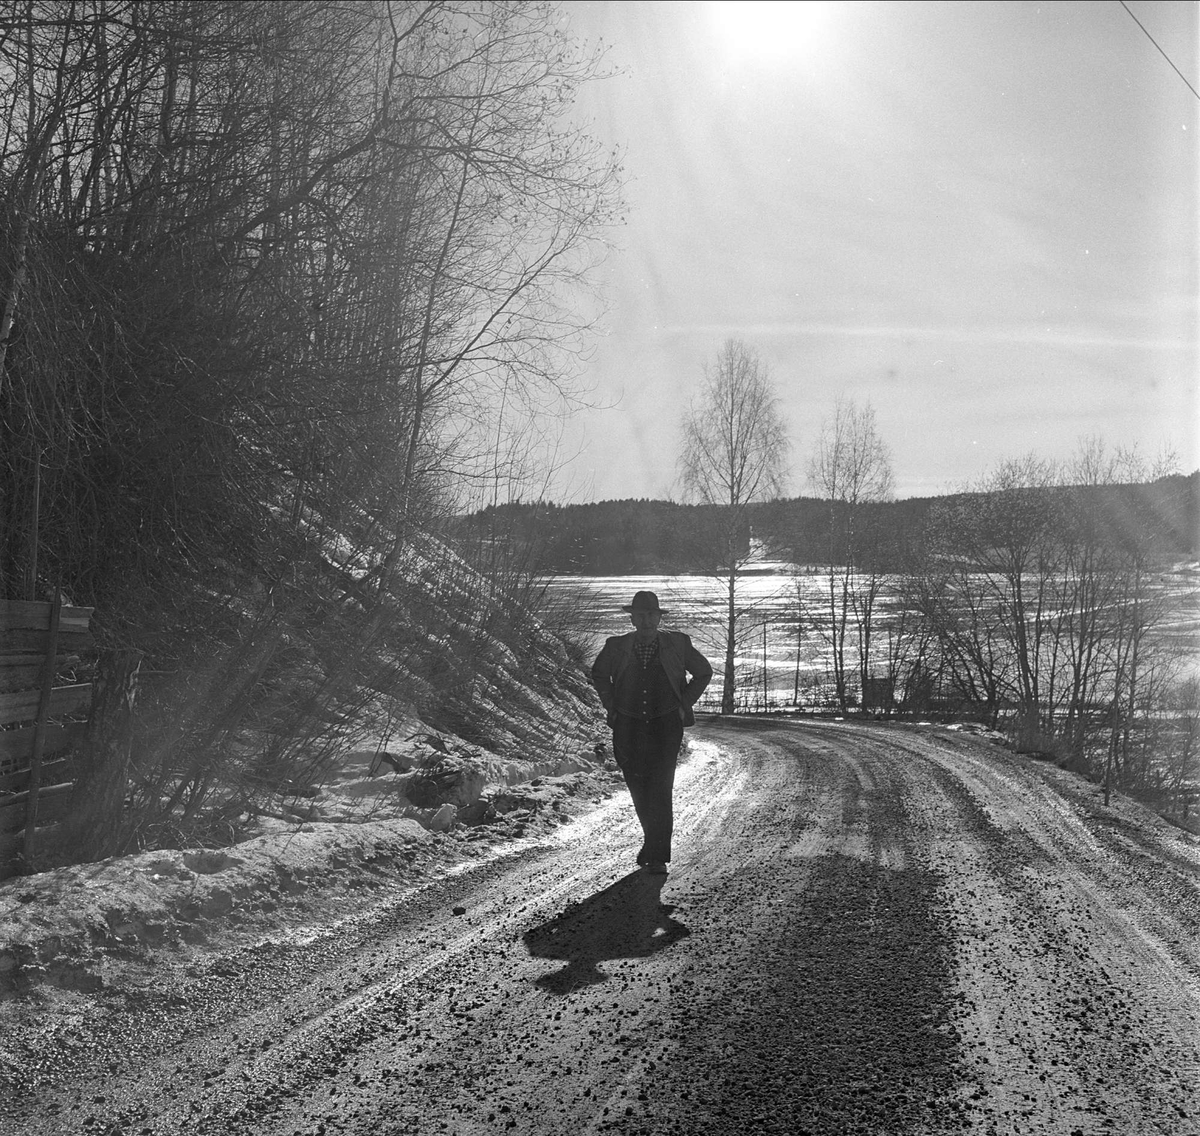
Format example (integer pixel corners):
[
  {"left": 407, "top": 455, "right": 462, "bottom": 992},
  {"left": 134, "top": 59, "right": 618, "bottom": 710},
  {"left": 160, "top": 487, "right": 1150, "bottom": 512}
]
[
  {"left": 0, "top": 723, "right": 624, "bottom": 995},
  {"left": 4, "top": 708, "right": 1191, "bottom": 1002}
]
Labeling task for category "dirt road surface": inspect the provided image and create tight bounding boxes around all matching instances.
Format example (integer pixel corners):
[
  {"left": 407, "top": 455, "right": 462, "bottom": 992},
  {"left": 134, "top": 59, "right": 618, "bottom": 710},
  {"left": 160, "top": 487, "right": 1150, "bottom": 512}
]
[{"left": 3, "top": 718, "right": 1199, "bottom": 1135}]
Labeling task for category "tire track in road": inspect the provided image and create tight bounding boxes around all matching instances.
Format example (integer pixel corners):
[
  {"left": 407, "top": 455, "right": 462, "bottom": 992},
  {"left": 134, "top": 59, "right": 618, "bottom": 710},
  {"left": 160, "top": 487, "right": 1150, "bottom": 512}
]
[
  {"left": 137, "top": 721, "right": 967, "bottom": 1136},
  {"left": 5, "top": 719, "right": 1198, "bottom": 1135},
  {"left": 625, "top": 719, "right": 960, "bottom": 1135},
  {"left": 0, "top": 740, "right": 772, "bottom": 1136},
  {"left": 871, "top": 723, "right": 1200, "bottom": 1134}
]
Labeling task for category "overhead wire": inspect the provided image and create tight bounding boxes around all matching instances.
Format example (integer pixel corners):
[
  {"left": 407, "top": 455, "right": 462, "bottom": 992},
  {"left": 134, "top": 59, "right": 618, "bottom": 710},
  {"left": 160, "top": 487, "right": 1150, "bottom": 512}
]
[{"left": 1118, "top": 0, "right": 1200, "bottom": 102}]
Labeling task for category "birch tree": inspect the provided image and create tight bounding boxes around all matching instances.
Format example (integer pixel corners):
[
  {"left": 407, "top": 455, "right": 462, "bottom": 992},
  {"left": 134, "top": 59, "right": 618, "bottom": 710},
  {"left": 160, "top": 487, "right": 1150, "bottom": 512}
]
[
  {"left": 807, "top": 397, "right": 894, "bottom": 712},
  {"left": 679, "top": 339, "right": 788, "bottom": 713}
]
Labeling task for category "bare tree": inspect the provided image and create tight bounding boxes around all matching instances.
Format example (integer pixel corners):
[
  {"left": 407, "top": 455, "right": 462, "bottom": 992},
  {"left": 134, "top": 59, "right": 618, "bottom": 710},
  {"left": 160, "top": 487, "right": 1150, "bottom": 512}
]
[
  {"left": 915, "top": 441, "right": 1190, "bottom": 792},
  {"left": 679, "top": 339, "right": 788, "bottom": 713},
  {"left": 0, "top": 0, "right": 623, "bottom": 859},
  {"left": 807, "top": 397, "right": 894, "bottom": 712},
  {"left": 917, "top": 454, "right": 1061, "bottom": 750}
]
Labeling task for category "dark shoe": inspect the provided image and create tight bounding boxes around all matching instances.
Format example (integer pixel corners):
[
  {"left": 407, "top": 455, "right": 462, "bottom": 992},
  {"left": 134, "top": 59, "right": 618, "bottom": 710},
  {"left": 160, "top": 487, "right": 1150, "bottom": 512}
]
[
  {"left": 636, "top": 847, "right": 648, "bottom": 867},
  {"left": 643, "top": 860, "right": 668, "bottom": 875}
]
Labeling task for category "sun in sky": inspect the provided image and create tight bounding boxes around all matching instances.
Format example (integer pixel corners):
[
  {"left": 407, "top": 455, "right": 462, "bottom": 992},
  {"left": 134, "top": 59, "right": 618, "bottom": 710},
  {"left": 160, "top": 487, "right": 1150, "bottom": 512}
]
[
  {"left": 562, "top": 0, "right": 1198, "bottom": 500},
  {"left": 707, "top": 0, "right": 834, "bottom": 61}
]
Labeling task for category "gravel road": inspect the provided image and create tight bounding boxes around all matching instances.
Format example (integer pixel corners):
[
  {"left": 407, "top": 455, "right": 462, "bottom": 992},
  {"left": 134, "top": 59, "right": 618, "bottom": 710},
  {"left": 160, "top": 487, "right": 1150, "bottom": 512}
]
[{"left": 3, "top": 718, "right": 1199, "bottom": 1135}]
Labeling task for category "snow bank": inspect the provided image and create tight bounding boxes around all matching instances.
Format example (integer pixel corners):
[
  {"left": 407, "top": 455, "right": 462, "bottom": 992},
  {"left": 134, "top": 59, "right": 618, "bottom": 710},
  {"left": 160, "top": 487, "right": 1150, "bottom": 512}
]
[{"left": 0, "top": 819, "right": 432, "bottom": 983}]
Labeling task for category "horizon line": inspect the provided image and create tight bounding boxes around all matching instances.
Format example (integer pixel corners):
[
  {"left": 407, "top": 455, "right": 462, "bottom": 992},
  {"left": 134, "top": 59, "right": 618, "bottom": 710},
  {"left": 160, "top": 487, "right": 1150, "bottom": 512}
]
[{"left": 471, "top": 467, "right": 1198, "bottom": 511}]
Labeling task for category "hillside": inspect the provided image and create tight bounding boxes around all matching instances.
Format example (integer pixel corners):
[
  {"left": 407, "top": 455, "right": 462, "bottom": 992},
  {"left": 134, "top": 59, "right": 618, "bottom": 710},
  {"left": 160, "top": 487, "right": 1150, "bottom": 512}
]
[{"left": 456, "top": 471, "right": 1199, "bottom": 575}]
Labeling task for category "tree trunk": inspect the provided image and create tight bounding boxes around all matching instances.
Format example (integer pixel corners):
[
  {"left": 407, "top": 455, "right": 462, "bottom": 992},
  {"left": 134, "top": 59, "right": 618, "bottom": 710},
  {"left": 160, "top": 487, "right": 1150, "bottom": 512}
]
[
  {"left": 762, "top": 621, "right": 768, "bottom": 709},
  {"left": 793, "top": 628, "right": 801, "bottom": 706},
  {"left": 0, "top": 164, "right": 47, "bottom": 385},
  {"left": 65, "top": 650, "right": 143, "bottom": 860},
  {"left": 722, "top": 568, "right": 736, "bottom": 713},
  {"left": 834, "top": 569, "right": 851, "bottom": 713}
]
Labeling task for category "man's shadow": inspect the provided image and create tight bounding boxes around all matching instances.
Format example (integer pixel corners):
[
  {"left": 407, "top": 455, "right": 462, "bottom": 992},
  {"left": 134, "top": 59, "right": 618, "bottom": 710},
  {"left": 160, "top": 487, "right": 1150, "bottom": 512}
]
[{"left": 523, "top": 870, "right": 690, "bottom": 994}]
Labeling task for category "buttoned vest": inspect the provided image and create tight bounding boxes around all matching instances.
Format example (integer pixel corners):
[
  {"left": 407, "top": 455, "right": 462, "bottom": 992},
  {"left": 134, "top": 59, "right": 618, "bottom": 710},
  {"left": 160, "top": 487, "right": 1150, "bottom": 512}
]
[{"left": 612, "top": 652, "right": 682, "bottom": 721}]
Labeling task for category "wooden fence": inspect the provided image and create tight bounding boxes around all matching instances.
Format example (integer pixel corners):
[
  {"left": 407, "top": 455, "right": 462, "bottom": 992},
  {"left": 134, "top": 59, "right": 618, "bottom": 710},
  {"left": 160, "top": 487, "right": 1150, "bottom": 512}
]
[{"left": 1, "top": 598, "right": 94, "bottom": 877}]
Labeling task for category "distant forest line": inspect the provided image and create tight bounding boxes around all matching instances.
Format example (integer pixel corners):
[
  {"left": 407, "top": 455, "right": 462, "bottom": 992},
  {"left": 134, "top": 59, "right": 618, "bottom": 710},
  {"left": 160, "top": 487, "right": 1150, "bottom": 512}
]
[{"left": 457, "top": 471, "right": 1199, "bottom": 576}]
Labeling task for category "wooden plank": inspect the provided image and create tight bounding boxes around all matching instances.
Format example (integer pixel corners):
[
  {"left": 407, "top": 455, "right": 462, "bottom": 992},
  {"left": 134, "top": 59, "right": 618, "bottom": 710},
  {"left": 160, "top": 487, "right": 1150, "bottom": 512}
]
[
  {"left": 3, "top": 629, "right": 93, "bottom": 654},
  {"left": 0, "top": 783, "right": 73, "bottom": 833},
  {"left": 23, "top": 590, "right": 63, "bottom": 864},
  {"left": 0, "top": 827, "right": 22, "bottom": 864},
  {"left": 0, "top": 683, "right": 91, "bottom": 727},
  {"left": 0, "top": 652, "right": 79, "bottom": 668},
  {"left": 0, "top": 780, "right": 74, "bottom": 809},
  {"left": 0, "top": 600, "right": 93, "bottom": 634},
  {"left": 0, "top": 653, "right": 54, "bottom": 666},
  {"left": 0, "top": 757, "right": 71, "bottom": 793},
  {"left": 0, "top": 663, "right": 48, "bottom": 691},
  {"left": 0, "top": 665, "right": 41, "bottom": 692},
  {"left": 0, "top": 723, "right": 83, "bottom": 763},
  {"left": 0, "top": 655, "right": 84, "bottom": 691},
  {"left": 0, "top": 799, "right": 23, "bottom": 835}
]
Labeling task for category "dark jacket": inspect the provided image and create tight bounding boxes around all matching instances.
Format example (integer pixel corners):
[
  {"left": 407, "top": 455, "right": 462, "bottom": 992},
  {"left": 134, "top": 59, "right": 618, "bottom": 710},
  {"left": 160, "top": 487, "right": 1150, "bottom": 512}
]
[{"left": 591, "top": 630, "right": 713, "bottom": 727}]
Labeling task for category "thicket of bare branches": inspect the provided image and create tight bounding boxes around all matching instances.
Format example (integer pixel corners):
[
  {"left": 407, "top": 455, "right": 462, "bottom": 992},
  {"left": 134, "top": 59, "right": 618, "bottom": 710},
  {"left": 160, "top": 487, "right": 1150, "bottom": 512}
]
[
  {"left": 908, "top": 443, "right": 1193, "bottom": 805},
  {"left": 0, "top": 0, "right": 621, "bottom": 858},
  {"left": 806, "top": 397, "right": 894, "bottom": 713},
  {"left": 781, "top": 422, "right": 1195, "bottom": 812}
]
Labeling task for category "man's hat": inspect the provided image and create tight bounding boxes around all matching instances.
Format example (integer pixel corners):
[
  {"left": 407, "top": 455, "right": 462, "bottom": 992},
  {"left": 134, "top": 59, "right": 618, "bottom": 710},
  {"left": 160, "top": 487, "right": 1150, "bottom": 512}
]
[{"left": 622, "top": 590, "right": 667, "bottom": 615}]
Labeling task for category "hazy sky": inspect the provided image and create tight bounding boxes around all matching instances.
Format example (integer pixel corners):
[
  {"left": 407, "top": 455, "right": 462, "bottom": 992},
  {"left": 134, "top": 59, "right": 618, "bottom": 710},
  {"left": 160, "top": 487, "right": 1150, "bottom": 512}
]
[{"left": 550, "top": 0, "right": 1198, "bottom": 502}]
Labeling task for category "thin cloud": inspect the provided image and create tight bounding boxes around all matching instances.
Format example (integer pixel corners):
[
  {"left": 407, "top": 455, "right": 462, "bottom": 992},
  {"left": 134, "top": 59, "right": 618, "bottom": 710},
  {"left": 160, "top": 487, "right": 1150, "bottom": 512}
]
[{"left": 659, "top": 323, "right": 1196, "bottom": 352}]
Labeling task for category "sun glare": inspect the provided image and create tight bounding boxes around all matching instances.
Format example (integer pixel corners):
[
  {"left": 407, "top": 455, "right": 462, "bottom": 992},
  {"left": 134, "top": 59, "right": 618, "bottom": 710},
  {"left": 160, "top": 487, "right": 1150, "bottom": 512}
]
[{"left": 708, "top": 1, "right": 833, "bottom": 61}]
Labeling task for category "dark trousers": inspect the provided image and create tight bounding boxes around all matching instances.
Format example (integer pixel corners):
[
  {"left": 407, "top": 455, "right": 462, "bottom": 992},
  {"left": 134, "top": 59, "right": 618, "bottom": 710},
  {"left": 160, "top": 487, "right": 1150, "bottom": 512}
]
[{"left": 611, "top": 713, "right": 684, "bottom": 863}]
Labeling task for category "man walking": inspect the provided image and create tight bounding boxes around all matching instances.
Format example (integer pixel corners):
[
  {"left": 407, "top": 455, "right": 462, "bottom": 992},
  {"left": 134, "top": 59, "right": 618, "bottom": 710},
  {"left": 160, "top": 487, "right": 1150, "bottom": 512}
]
[{"left": 591, "top": 591, "right": 713, "bottom": 874}]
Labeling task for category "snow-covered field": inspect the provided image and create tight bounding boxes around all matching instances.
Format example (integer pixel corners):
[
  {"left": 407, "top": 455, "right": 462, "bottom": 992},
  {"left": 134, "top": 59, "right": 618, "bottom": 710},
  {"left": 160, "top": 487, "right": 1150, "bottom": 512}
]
[
  {"left": 546, "top": 562, "right": 1200, "bottom": 711},
  {"left": 541, "top": 569, "right": 823, "bottom": 710}
]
